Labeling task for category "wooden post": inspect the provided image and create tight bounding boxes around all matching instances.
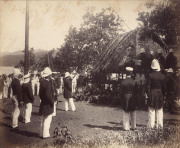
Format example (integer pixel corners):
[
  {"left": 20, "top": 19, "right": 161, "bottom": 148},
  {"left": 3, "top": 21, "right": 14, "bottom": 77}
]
[{"left": 24, "top": 0, "right": 29, "bottom": 74}]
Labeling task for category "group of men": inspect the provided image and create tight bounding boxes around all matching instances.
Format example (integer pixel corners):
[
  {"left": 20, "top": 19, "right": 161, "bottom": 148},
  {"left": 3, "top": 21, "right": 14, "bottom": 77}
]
[
  {"left": 121, "top": 48, "right": 179, "bottom": 131},
  {"left": 0, "top": 74, "right": 13, "bottom": 100},
  {"left": 8, "top": 67, "right": 78, "bottom": 139},
  {"left": 1, "top": 47, "right": 179, "bottom": 137}
]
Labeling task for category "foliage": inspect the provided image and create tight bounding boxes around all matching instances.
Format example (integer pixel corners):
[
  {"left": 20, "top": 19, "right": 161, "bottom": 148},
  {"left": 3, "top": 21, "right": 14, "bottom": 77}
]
[
  {"left": 51, "top": 124, "right": 180, "bottom": 148},
  {"left": 137, "top": 0, "right": 180, "bottom": 45},
  {"left": 53, "top": 123, "right": 73, "bottom": 145},
  {"left": 54, "top": 7, "right": 123, "bottom": 72},
  {"left": 33, "top": 49, "right": 57, "bottom": 72},
  {"left": 15, "top": 48, "right": 36, "bottom": 72}
]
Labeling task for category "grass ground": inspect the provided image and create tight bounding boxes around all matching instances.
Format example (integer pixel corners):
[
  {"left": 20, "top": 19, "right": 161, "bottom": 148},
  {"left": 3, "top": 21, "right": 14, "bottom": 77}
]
[{"left": 0, "top": 95, "right": 180, "bottom": 148}]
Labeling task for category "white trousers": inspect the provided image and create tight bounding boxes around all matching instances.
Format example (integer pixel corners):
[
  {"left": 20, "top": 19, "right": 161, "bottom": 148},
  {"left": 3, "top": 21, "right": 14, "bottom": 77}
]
[
  {"left": 123, "top": 111, "right": 136, "bottom": 130},
  {"left": 65, "top": 98, "right": 76, "bottom": 111},
  {"left": 72, "top": 83, "right": 77, "bottom": 93},
  {"left": 40, "top": 114, "right": 52, "bottom": 138},
  {"left": 59, "top": 85, "right": 63, "bottom": 94},
  {"left": 32, "top": 82, "right": 35, "bottom": 95},
  {"left": 25, "top": 103, "right": 32, "bottom": 123},
  {"left": 12, "top": 96, "right": 20, "bottom": 128},
  {"left": 36, "top": 84, "right": 40, "bottom": 95},
  {"left": 147, "top": 107, "right": 163, "bottom": 129},
  {"left": 52, "top": 101, "right": 57, "bottom": 117},
  {"left": 0, "top": 92, "right": 2, "bottom": 99},
  {"left": 3, "top": 86, "right": 8, "bottom": 98},
  {"left": 56, "top": 88, "right": 60, "bottom": 95}
]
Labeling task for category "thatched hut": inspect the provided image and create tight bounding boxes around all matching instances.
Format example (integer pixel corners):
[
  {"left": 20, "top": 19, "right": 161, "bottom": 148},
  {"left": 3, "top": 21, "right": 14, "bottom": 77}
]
[
  {"left": 93, "top": 27, "right": 168, "bottom": 74},
  {"left": 91, "top": 27, "right": 169, "bottom": 92}
]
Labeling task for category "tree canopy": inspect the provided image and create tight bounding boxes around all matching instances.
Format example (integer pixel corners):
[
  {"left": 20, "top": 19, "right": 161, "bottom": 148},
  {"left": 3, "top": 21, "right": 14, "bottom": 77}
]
[
  {"left": 53, "top": 7, "right": 124, "bottom": 73},
  {"left": 137, "top": 0, "right": 180, "bottom": 45}
]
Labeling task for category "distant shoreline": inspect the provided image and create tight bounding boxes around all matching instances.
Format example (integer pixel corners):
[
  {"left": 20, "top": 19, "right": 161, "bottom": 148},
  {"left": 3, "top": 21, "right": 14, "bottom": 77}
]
[{"left": 0, "top": 66, "right": 14, "bottom": 75}]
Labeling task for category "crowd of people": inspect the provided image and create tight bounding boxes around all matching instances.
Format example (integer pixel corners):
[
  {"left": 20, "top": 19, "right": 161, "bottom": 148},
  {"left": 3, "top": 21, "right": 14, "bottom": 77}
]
[
  {"left": 121, "top": 48, "right": 179, "bottom": 131},
  {"left": 0, "top": 47, "right": 179, "bottom": 137},
  {"left": 0, "top": 67, "right": 79, "bottom": 138}
]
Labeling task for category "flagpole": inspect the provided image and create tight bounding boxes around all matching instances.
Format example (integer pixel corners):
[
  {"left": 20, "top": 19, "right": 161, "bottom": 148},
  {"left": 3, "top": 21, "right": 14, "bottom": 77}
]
[{"left": 24, "top": 0, "right": 29, "bottom": 74}]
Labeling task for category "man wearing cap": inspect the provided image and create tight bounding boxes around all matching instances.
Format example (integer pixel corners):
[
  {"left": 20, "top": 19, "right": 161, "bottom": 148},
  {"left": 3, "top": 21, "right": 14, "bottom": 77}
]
[
  {"left": 63, "top": 72, "right": 76, "bottom": 111},
  {"left": 121, "top": 67, "right": 137, "bottom": 131},
  {"left": 146, "top": 59, "right": 166, "bottom": 129},
  {"left": 11, "top": 68, "right": 23, "bottom": 128},
  {"left": 22, "top": 73, "right": 34, "bottom": 123},
  {"left": 39, "top": 67, "right": 55, "bottom": 138},
  {"left": 165, "top": 49, "right": 177, "bottom": 72},
  {"left": 137, "top": 47, "right": 151, "bottom": 74}
]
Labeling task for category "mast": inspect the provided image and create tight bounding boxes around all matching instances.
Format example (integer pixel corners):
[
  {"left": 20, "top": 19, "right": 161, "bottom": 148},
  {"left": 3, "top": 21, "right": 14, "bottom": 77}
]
[{"left": 24, "top": 0, "right": 29, "bottom": 74}]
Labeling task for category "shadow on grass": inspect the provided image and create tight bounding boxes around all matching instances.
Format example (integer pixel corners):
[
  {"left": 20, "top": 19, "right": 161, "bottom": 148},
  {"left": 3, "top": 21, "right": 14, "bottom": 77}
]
[
  {"left": 0, "top": 122, "right": 12, "bottom": 128},
  {"left": 108, "top": 121, "right": 145, "bottom": 127},
  {"left": 56, "top": 108, "right": 65, "bottom": 111},
  {"left": 10, "top": 128, "right": 40, "bottom": 138},
  {"left": 84, "top": 124, "right": 124, "bottom": 131}
]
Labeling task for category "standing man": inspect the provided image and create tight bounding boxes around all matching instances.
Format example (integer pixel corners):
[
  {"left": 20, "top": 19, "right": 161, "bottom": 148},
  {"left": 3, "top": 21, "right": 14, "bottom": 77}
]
[
  {"left": 11, "top": 68, "right": 23, "bottom": 128},
  {"left": 165, "top": 49, "right": 177, "bottom": 72},
  {"left": 146, "top": 59, "right": 166, "bottom": 129},
  {"left": 166, "top": 68, "right": 176, "bottom": 114},
  {"left": 121, "top": 67, "right": 137, "bottom": 131},
  {"left": 39, "top": 67, "right": 55, "bottom": 138},
  {"left": 137, "top": 48, "right": 151, "bottom": 75},
  {"left": 63, "top": 72, "right": 76, "bottom": 111},
  {"left": 22, "top": 73, "right": 34, "bottom": 123}
]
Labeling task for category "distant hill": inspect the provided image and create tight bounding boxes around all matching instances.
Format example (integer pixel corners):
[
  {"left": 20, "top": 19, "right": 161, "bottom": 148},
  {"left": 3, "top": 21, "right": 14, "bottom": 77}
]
[{"left": 0, "top": 49, "right": 48, "bottom": 66}]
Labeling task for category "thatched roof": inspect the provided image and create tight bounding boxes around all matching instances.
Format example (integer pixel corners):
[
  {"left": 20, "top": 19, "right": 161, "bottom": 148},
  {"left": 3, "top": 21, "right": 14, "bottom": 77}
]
[{"left": 93, "top": 27, "right": 168, "bottom": 73}]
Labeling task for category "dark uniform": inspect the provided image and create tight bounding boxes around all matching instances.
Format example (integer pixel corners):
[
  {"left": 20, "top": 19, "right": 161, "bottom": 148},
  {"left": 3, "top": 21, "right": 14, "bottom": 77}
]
[
  {"left": 63, "top": 76, "right": 72, "bottom": 99},
  {"left": 63, "top": 72, "right": 76, "bottom": 111},
  {"left": 166, "top": 70, "right": 176, "bottom": 113},
  {"left": 11, "top": 77, "right": 23, "bottom": 128},
  {"left": 22, "top": 78, "right": 34, "bottom": 123},
  {"left": 39, "top": 67, "right": 55, "bottom": 138},
  {"left": 165, "top": 52, "right": 177, "bottom": 72},
  {"left": 157, "top": 53, "right": 166, "bottom": 72},
  {"left": 39, "top": 78, "right": 55, "bottom": 116},
  {"left": 146, "top": 59, "right": 166, "bottom": 128},
  {"left": 121, "top": 67, "right": 137, "bottom": 130}
]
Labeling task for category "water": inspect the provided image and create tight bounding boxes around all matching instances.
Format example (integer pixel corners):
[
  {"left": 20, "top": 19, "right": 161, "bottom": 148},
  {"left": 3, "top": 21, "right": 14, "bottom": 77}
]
[{"left": 0, "top": 66, "right": 14, "bottom": 75}]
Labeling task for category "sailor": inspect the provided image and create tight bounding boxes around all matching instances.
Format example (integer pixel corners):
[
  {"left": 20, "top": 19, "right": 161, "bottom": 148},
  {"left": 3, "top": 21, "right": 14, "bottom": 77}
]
[
  {"left": 146, "top": 59, "right": 166, "bottom": 129},
  {"left": 11, "top": 68, "right": 23, "bottom": 128},
  {"left": 39, "top": 67, "right": 55, "bottom": 138},
  {"left": 63, "top": 72, "right": 76, "bottom": 111},
  {"left": 121, "top": 67, "right": 137, "bottom": 131},
  {"left": 165, "top": 49, "right": 177, "bottom": 72},
  {"left": 22, "top": 73, "right": 34, "bottom": 123}
]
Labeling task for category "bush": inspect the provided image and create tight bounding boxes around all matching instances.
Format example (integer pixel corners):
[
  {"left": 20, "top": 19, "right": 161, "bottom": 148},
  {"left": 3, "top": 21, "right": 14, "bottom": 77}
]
[{"left": 52, "top": 123, "right": 180, "bottom": 148}]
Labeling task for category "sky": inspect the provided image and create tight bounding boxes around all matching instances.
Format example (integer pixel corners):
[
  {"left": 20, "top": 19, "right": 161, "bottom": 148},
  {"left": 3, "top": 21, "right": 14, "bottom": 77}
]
[{"left": 0, "top": 0, "right": 147, "bottom": 54}]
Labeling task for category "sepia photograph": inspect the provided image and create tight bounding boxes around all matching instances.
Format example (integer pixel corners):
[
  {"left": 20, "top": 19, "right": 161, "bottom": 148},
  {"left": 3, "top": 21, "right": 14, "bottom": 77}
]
[{"left": 0, "top": 0, "right": 180, "bottom": 147}]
